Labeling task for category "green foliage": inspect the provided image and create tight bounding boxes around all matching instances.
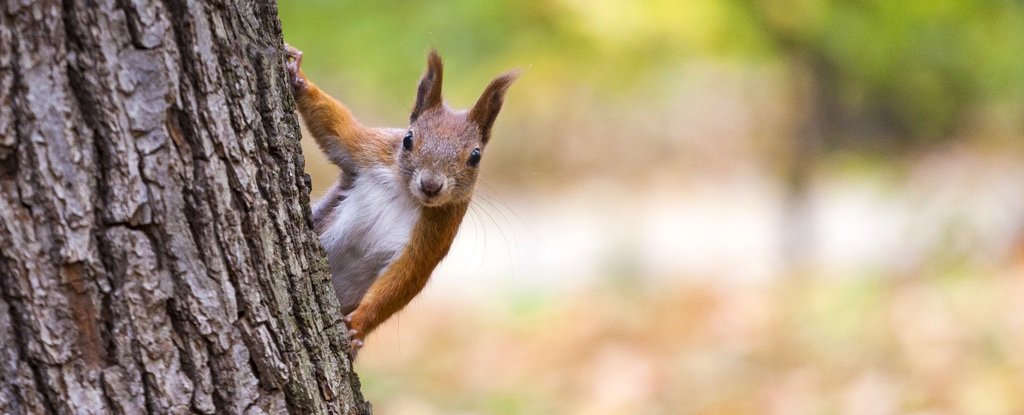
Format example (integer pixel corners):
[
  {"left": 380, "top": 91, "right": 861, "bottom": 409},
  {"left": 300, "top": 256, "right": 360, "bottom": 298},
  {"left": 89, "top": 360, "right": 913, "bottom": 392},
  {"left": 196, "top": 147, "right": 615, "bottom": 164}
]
[
  {"left": 734, "top": 0, "right": 1024, "bottom": 142},
  {"left": 280, "top": 0, "right": 577, "bottom": 112},
  {"left": 280, "top": 0, "right": 1024, "bottom": 151}
]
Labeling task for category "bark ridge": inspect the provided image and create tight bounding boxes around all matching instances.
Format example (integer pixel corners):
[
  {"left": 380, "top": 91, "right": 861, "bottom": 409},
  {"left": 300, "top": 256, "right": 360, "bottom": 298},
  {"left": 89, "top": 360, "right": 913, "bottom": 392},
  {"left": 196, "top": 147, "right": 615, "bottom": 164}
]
[{"left": 0, "top": 1, "right": 369, "bottom": 413}]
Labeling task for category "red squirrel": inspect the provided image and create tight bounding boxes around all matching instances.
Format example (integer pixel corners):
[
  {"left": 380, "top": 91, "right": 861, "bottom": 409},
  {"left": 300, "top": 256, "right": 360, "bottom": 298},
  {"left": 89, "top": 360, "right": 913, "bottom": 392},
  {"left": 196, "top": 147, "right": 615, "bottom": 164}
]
[{"left": 284, "top": 44, "right": 517, "bottom": 355}]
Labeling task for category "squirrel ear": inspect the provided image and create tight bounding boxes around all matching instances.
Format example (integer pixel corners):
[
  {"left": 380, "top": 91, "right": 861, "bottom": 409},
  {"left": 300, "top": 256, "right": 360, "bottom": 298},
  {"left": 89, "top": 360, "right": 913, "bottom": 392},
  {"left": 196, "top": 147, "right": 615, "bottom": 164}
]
[
  {"left": 469, "top": 71, "right": 518, "bottom": 144},
  {"left": 410, "top": 49, "right": 444, "bottom": 122}
]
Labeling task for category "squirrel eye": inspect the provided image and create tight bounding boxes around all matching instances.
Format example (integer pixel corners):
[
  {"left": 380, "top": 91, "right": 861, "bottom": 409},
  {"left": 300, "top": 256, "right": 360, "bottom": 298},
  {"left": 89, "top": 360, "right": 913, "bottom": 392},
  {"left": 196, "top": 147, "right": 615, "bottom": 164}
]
[
  {"left": 468, "top": 148, "right": 481, "bottom": 167},
  {"left": 403, "top": 131, "right": 413, "bottom": 151}
]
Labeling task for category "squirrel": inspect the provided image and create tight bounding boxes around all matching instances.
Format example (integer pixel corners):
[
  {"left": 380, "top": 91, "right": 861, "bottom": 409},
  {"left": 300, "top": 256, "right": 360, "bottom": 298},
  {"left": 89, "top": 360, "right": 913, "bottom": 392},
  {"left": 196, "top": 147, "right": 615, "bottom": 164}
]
[{"left": 284, "top": 44, "right": 517, "bottom": 355}]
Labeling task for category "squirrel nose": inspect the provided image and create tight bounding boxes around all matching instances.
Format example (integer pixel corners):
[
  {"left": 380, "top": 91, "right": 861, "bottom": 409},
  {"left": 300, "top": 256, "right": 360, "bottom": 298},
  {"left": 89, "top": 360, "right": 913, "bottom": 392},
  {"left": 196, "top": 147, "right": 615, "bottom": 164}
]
[{"left": 419, "top": 175, "right": 444, "bottom": 197}]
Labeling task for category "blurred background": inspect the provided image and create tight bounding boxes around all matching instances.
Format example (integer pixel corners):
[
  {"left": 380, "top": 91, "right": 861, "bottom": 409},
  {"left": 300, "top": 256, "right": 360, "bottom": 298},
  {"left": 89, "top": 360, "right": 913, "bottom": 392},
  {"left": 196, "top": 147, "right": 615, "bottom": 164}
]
[{"left": 280, "top": 1, "right": 1024, "bottom": 413}]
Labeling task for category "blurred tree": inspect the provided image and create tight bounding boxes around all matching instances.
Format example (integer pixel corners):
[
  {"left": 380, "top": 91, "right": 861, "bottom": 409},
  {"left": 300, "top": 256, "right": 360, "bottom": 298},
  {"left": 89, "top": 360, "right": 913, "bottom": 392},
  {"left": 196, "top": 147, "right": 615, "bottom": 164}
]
[
  {"left": 738, "top": 0, "right": 1024, "bottom": 150},
  {"left": 730, "top": 0, "right": 1024, "bottom": 266}
]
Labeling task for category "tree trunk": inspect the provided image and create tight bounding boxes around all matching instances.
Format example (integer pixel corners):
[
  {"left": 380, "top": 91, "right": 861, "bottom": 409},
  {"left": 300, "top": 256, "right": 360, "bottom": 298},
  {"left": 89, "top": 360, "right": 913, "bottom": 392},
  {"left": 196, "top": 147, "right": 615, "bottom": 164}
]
[{"left": 0, "top": 1, "right": 369, "bottom": 414}]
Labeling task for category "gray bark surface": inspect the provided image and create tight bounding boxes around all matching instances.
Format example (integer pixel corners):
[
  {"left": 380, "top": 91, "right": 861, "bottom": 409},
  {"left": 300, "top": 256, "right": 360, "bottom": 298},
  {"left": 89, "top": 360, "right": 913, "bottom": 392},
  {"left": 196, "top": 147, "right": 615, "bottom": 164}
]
[{"left": 0, "top": 1, "right": 370, "bottom": 413}]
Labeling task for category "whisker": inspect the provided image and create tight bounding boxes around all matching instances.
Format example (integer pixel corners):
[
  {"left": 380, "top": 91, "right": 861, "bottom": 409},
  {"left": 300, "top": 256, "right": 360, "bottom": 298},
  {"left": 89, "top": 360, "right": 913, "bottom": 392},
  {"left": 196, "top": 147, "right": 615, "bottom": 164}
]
[
  {"left": 478, "top": 178, "right": 538, "bottom": 242},
  {"left": 471, "top": 191, "right": 516, "bottom": 275},
  {"left": 466, "top": 201, "right": 488, "bottom": 276}
]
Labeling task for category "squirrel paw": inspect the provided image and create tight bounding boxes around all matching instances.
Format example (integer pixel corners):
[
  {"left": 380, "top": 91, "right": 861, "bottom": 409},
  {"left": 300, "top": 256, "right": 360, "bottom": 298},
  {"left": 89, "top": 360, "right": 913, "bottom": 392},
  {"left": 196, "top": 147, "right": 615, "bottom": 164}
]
[
  {"left": 343, "top": 314, "right": 364, "bottom": 358},
  {"left": 348, "top": 330, "right": 364, "bottom": 353},
  {"left": 284, "top": 43, "right": 306, "bottom": 93}
]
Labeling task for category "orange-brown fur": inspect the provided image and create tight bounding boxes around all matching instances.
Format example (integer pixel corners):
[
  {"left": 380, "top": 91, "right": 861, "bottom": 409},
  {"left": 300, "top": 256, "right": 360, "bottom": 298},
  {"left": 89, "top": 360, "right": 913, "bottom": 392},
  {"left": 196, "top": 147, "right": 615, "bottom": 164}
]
[
  {"left": 285, "top": 44, "right": 516, "bottom": 354},
  {"left": 347, "top": 202, "right": 468, "bottom": 337},
  {"left": 292, "top": 82, "right": 393, "bottom": 169}
]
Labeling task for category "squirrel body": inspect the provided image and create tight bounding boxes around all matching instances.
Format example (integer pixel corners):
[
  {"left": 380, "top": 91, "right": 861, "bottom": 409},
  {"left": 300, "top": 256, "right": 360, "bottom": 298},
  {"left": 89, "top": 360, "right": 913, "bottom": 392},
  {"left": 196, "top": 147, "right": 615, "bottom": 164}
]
[
  {"left": 316, "top": 164, "right": 421, "bottom": 312},
  {"left": 285, "top": 45, "right": 516, "bottom": 354}
]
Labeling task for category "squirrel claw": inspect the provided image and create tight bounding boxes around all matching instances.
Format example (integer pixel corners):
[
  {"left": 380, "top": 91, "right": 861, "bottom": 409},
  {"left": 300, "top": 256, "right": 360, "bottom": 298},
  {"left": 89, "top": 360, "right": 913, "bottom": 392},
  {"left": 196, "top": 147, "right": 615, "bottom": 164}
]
[
  {"left": 349, "top": 338, "right": 364, "bottom": 360},
  {"left": 283, "top": 43, "right": 306, "bottom": 92},
  {"left": 343, "top": 319, "right": 364, "bottom": 358}
]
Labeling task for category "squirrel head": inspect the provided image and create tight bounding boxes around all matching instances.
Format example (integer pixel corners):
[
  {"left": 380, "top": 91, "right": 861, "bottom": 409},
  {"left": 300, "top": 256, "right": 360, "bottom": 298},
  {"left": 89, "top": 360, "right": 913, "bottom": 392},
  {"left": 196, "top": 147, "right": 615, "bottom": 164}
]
[{"left": 398, "top": 50, "right": 518, "bottom": 207}]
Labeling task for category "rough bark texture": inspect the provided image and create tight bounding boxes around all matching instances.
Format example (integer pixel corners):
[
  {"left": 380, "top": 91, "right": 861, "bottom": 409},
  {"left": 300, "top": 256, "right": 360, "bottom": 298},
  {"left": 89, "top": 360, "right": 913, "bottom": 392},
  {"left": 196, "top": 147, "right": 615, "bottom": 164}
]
[{"left": 0, "top": 1, "right": 370, "bottom": 413}]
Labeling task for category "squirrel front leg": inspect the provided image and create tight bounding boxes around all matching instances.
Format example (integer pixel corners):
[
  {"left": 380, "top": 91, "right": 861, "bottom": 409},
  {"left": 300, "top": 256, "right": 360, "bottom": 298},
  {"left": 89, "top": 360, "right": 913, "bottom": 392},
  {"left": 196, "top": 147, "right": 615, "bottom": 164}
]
[
  {"left": 285, "top": 44, "right": 370, "bottom": 171},
  {"left": 345, "top": 203, "right": 468, "bottom": 353}
]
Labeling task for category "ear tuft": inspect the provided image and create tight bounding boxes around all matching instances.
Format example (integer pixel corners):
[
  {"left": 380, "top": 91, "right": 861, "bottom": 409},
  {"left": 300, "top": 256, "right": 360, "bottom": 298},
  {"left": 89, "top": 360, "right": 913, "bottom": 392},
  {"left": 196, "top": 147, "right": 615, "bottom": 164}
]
[
  {"left": 410, "top": 49, "right": 444, "bottom": 122},
  {"left": 469, "top": 70, "right": 519, "bottom": 144}
]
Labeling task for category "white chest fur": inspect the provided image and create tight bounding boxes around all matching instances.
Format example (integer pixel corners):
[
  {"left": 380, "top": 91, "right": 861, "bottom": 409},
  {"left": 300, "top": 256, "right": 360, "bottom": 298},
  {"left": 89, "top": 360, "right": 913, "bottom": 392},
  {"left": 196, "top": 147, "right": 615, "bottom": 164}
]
[{"left": 317, "top": 167, "right": 421, "bottom": 312}]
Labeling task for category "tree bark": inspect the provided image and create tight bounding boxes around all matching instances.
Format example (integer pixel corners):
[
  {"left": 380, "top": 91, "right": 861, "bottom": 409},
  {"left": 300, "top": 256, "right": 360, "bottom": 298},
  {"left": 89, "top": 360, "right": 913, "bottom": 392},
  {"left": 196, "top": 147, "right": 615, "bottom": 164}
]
[{"left": 0, "top": 1, "right": 369, "bottom": 414}]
